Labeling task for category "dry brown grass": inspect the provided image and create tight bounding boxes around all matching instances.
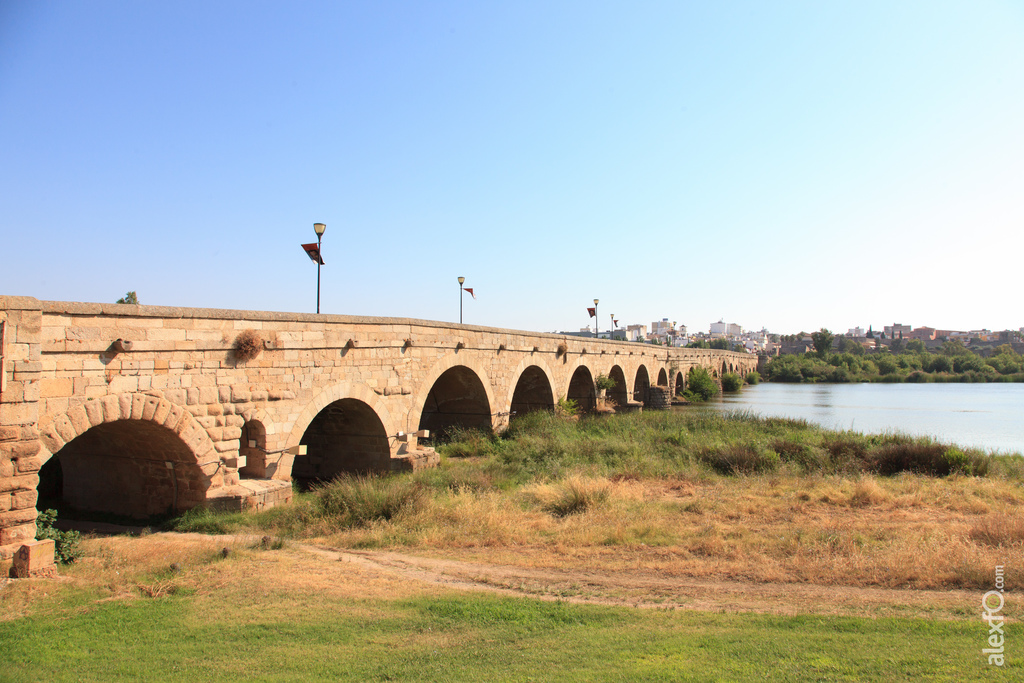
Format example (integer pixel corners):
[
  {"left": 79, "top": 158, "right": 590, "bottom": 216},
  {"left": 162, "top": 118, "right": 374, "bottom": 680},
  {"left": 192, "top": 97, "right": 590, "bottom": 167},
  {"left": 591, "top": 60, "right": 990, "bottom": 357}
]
[{"left": 303, "top": 472, "right": 1024, "bottom": 592}]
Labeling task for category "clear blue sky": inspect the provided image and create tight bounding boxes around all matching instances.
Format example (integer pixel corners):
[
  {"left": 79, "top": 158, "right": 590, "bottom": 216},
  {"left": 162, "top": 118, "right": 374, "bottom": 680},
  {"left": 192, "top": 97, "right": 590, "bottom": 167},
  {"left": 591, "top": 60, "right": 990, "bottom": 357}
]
[{"left": 2, "top": 1, "right": 1022, "bottom": 335}]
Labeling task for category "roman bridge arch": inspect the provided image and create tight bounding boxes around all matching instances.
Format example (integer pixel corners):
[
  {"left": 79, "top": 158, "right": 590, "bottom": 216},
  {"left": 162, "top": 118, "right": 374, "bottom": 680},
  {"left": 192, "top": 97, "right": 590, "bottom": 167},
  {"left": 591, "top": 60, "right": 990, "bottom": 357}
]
[
  {"left": 36, "top": 393, "right": 220, "bottom": 518},
  {"left": 505, "top": 356, "right": 558, "bottom": 419},
  {"left": 408, "top": 354, "right": 498, "bottom": 439}
]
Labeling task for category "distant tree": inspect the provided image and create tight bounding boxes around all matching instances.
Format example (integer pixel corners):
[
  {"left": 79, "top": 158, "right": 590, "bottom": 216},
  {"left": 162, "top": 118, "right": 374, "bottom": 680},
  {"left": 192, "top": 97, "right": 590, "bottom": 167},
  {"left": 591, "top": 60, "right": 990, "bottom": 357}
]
[
  {"left": 687, "top": 339, "right": 710, "bottom": 349},
  {"left": 906, "top": 339, "right": 926, "bottom": 354},
  {"left": 709, "top": 339, "right": 730, "bottom": 350},
  {"left": 811, "top": 328, "right": 834, "bottom": 358},
  {"left": 942, "top": 339, "right": 969, "bottom": 357},
  {"left": 116, "top": 291, "right": 139, "bottom": 305}
]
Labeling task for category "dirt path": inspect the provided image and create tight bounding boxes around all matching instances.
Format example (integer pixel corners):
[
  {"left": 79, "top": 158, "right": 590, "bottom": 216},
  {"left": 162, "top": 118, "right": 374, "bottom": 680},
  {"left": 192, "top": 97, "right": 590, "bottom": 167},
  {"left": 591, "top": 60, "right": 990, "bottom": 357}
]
[{"left": 298, "top": 543, "right": 977, "bottom": 620}]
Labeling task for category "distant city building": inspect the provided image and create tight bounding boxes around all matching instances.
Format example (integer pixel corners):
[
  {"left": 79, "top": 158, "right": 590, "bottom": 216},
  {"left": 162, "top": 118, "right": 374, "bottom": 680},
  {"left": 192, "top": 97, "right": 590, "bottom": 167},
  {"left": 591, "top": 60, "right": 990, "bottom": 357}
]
[
  {"left": 907, "top": 327, "right": 936, "bottom": 341},
  {"left": 846, "top": 327, "right": 864, "bottom": 337},
  {"left": 883, "top": 323, "right": 912, "bottom": 339},
  {"left": 625, "top": 324, "right": 647, "bottom": 342},
  {"left": 710, "top": 320, "right": 742, "bottom": 337}
]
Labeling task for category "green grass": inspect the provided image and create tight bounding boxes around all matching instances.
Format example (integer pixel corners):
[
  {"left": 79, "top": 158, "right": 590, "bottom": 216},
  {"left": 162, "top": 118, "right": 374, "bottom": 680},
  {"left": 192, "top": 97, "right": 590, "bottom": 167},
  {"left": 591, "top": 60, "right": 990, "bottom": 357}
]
[{"left": 0, "top": 590, "right": 1010, "bottom": 682}]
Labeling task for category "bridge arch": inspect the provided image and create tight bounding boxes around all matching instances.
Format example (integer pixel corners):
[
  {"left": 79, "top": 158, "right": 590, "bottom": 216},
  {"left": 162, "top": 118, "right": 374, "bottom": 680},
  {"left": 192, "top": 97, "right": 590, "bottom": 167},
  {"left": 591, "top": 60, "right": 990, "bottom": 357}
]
[
  {"left": 287, "top": 382, "right": 397, "bottom": 452},
  {"left": 674, "top": 371, "right": 685, "bottom": 395},
  {"left": 507, "top": 358, "right": 557, "bottom": 419},
  {"left": 657, "top": 368, "right": 669, "bottom": 386},
  {"left": 633, "top": 365, "right": 651, "bottom": 405},
  {"left": 411, "top": 356, "right": 496, "bottom": 438},
  {"left": 607, "top": 364, "right": 629, "bottom": 408},
  {"left": 37, "top": 394, "right": 218, "bottom": 518},
  {"left": 566, "top": 364, "right": 597, "bottom": 413}
]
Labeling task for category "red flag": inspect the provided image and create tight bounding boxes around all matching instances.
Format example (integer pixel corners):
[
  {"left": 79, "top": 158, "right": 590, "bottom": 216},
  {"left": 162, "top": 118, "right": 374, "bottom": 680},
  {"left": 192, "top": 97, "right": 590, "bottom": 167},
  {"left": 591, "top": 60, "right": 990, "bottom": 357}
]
[
  {"left": 614, "top": 320, "right": 619, "bottom": 326},
  {"left": 463, "top": 287, "right": 475, "bottom": 299},
  {"left": 587, "top": 307, "right": 596, "bottom": 317},
  {"left": 301, "top": 243, "right": 324, "bottom": 265}
]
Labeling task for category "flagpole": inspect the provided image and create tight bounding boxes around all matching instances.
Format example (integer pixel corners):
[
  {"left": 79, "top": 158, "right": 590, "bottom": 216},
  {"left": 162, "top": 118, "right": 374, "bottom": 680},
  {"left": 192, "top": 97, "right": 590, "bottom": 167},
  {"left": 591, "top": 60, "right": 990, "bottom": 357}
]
[{"left": 594, "top": 298, "right": 599, "bottom": 338}]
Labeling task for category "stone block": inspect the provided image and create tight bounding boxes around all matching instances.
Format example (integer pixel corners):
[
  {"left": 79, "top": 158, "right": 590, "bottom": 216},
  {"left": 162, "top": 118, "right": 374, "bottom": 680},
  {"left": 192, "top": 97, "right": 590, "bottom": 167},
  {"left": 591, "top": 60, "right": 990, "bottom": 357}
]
[
  {"left": 14, "top": 455, "right": 42, "bottom": 474},
  {"left": 52, "top": 414, "right": 76, "bottom": 443},
  {"left": 9, "top": 539, "right": 57, "bottom": 579},
  {"left": 83, "top": 398, "right": 105, "bottom": 426},
  {"left": 0, "top": 493, "right": 10, "bottom": 511},
  {"left": 67, "top": 405, "right": 90, "bottom": 435},
  {"left": 11, "top": 489, "right": 37, "bottom": 509},
  {"left": 0, "top": 402, "right": 38, "bottom": 426},
  {"left": 0, "top": 523, "right": 36, "bottom": 547},
  {"left": 0, "top": 381, "right": 24, "bottom": 404},
  {"left": 0, "top": 440, "right": 39, "bottom": 460},
  {"left": 0, "top": 507, "right": 39, "bottom": 526}
]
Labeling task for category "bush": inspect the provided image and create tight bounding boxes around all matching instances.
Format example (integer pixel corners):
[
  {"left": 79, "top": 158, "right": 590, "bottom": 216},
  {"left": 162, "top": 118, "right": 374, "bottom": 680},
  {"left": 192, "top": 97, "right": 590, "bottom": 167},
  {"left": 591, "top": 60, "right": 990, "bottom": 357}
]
[
  {"left": 870, "top": 442, "right": 989, "bottom": 477},
  {"left": 745, "top": 371, "right": 760, "bottom": 385},
  {"left": 686, "top": 366, "right": 720, "bottom": 401},
  {"left": 698, "top": 444, "right": 779, "bottom": 475},
  {"left": 35, "top": 509, "right": 82, "bottom": 565},
  {"left": 556, "top": 398, "right": 579, "bottom": 417},
  {"left": 233, "top": 329, "right": 263, "bottom": 362},
  {"left": 594, "top": 374, "right": 617, "bottom": 392},
  {"left": 315, "top": 475, "right": 425, "bottom": 526},
  {"left": 531, "top": 475, "right": 610, "bottom": 516},
  {"left": 721, "top": 372, "right": 743, "bottom": 392}
]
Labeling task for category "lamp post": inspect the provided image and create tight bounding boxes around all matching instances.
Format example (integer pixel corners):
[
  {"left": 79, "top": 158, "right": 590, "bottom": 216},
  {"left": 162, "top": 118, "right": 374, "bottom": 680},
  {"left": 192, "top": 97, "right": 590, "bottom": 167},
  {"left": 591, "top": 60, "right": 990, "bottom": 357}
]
[
  {"left": 458, "top": 276, "right": 465, "bottom": 324},
  {"left": 611, "top": 313, "right": 616, "bottom": 337},
  {"left": 593, "top": 298, "right": 599, "bottom": 337},
  {"left": 313, "top": 223, "right": 326, "bottom": 314}
]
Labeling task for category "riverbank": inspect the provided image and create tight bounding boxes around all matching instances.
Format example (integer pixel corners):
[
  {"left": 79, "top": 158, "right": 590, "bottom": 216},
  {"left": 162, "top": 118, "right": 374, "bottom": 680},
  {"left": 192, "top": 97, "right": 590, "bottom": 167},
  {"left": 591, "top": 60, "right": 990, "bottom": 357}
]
[{"left": 157, "top": 410, "right": 1024, "bottom": 592}]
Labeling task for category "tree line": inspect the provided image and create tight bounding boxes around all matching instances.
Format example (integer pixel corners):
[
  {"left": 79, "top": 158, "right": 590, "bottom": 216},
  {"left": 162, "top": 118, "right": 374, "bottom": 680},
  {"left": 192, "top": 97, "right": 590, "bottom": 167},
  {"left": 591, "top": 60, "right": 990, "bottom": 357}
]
[{"left": 766, "top": 330, "right": 1024, "bottom": 384}]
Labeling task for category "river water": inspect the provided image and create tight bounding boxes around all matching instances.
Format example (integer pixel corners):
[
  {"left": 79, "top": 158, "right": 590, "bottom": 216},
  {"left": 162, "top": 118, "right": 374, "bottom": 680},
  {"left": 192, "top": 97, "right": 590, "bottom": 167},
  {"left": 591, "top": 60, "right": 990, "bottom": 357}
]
[{"left": 686, "top": 382, "right": 1024, "bottom": 455}]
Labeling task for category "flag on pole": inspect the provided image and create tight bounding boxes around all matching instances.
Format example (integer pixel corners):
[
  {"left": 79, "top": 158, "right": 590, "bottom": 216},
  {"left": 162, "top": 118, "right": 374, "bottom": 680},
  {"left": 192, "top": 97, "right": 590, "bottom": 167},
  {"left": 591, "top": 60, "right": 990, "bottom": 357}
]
[
  {"left": 614, "top": 319, "right": 619, "bottom": 326},
  {"left": 463, "top": 288, "right": 475, "bottom": 299},
  {"left": 301, "top": 243, "right": 324, "bottom": 265},
  {"left": 587, "top": 307, "right": 596, "bottom": 318}
]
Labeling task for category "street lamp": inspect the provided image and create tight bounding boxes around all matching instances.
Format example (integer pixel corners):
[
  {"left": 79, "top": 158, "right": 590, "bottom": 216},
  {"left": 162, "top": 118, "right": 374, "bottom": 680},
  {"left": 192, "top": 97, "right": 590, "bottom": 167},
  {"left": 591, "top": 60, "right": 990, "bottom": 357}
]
[
  {"left": 458, "top": 276, "right": 465, "bottom": 324},
  {"left": 594, "top": 298, "right": 599, "bottom": 337},
  {"left": 313, "top": 223, "right": 326, "bottom": 314}
]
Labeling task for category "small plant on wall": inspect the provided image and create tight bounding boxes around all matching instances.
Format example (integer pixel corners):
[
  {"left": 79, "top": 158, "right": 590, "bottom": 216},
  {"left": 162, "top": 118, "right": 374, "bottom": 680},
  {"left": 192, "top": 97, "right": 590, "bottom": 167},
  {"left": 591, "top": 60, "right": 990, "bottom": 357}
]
[
  {"left": 234, "top": 329, "right": 263, "bottom": 363},
  {"left": 594, "top": 374, "right": 617, "bottom": 393}
]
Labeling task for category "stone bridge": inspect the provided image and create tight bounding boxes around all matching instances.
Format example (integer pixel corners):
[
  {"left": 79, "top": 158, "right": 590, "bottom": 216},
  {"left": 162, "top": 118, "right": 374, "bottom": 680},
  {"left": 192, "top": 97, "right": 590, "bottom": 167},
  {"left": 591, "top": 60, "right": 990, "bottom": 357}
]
[{"left": 0, "top": 296, "right": 755, "bottom": 558}]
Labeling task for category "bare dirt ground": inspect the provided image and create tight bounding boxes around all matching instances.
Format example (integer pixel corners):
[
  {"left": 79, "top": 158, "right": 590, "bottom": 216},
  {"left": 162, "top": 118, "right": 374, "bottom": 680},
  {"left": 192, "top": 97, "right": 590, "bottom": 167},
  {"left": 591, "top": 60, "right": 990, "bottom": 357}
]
[
  {"left": 0, "top": 531, "right": 989, "bottom": 623},
  {"left": 300, "top": 542, "right": 978, "bottom": 620}
]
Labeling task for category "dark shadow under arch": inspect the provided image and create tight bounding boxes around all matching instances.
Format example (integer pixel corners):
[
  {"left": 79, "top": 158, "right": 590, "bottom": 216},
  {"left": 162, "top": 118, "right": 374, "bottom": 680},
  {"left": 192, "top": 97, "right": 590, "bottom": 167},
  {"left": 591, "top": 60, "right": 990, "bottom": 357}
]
[
  {"left": 567, "top": 366, "right": 597, "bottom": 413},
  {"left": 418, "top": 366, "right": 492, "bottom": 438},
  {"left": 510, "top": 366, "right": 554, "bottom": 418},
  {"left": 42, "top": 420, "right": 207, "bottom": 518},
  {"left": 633, "top": 366, "right": 651, "bottom": 405},
  {"left": 296, "top": 398, "right": 391, "bottom": 488},
  {"left": 607, "top": 365, "right": 628, "bottom": 408}
]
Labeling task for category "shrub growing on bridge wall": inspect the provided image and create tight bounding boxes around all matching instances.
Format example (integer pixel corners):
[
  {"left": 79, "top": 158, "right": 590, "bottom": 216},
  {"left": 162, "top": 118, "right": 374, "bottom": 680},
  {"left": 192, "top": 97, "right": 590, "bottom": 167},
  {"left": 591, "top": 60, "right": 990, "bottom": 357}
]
[{"left": 233, "top": 329, "right": 263, "bottom": 362}]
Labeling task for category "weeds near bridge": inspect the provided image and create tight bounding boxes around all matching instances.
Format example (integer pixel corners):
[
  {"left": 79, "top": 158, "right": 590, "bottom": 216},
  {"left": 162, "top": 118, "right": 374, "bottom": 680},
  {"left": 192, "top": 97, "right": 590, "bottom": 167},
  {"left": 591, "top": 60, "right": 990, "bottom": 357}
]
[{"left": 169, "top": 409, "right": 1024, "bottom": 591}]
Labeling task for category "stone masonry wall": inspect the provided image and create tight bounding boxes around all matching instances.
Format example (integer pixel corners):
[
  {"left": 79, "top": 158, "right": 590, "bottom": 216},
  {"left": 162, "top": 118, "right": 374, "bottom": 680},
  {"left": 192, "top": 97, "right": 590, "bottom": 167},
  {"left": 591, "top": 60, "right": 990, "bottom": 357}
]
[{"left": 0, "top": 296, "right": 759, "bottom": 559}]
